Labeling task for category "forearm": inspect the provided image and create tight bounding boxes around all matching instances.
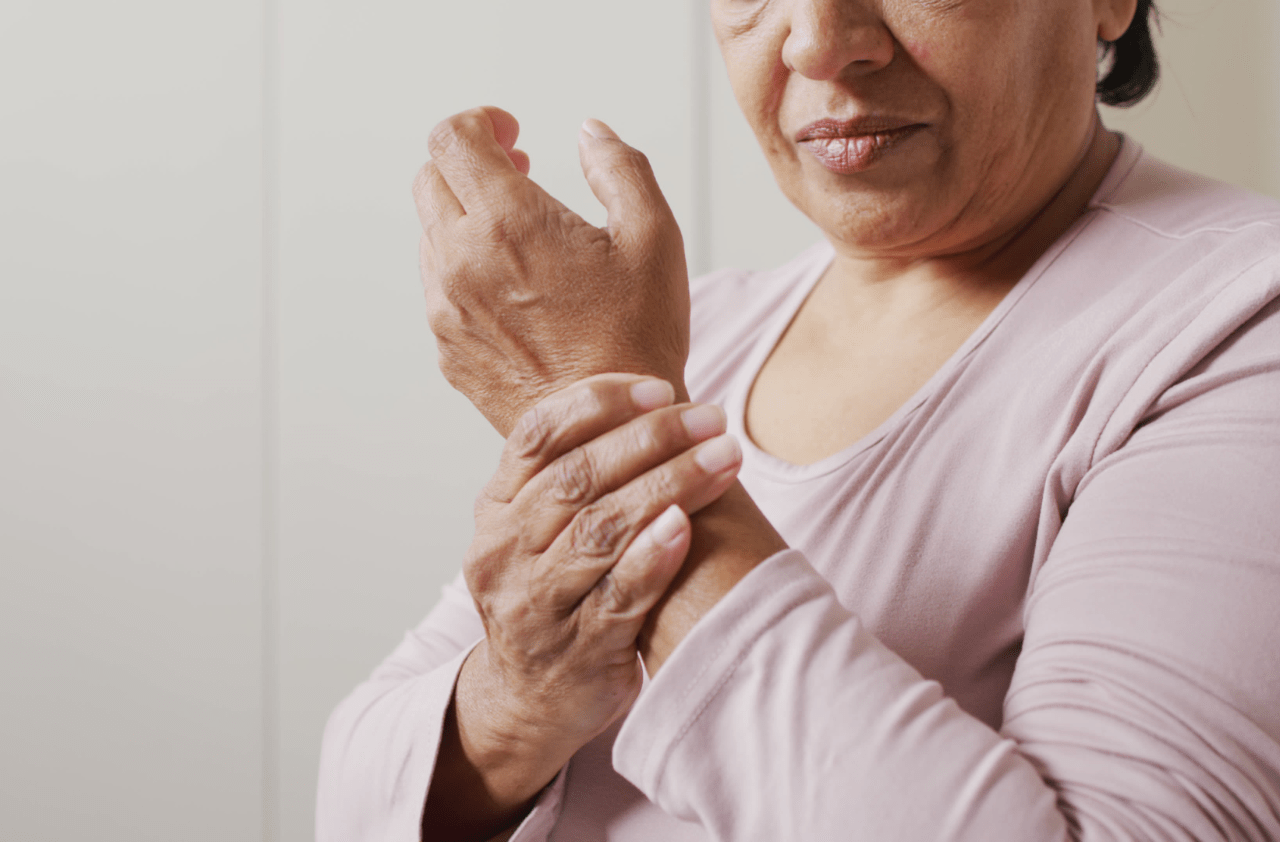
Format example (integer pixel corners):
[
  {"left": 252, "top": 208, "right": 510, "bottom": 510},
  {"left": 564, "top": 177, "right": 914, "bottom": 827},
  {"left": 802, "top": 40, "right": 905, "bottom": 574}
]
[
  {"left": 620, "top": 550, "right": 1072, "bottom": 842},
  {"left": 638, "top": 481, "right": 788, "bottom": 673},
  {"left": 422, "top": 644, "right": 573, "bottom": 841}
]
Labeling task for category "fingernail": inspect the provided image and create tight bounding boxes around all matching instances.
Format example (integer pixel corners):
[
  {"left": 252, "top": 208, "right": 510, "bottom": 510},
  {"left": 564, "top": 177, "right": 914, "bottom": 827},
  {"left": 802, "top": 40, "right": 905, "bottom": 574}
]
[
  {"left": 650, "top": 505, "right": 685, "bottom": 547},
  {"left": 681, "top": 404, "right": 726, "bottom": 440},
  {"left": 694, "top": 434, "right": 742, "bottom": 474},
  {"left": 582, "top": 118, "right": 619, "bottom": 141},
  {"left": 631, "top": 379, "right": 675, "bottom": 412}
]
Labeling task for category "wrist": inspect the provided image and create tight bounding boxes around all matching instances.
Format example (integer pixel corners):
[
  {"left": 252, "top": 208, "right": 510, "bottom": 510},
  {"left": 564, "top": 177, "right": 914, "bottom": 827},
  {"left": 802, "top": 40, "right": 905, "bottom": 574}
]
[
  {"left": 638, "top": 482, "right": 786, "bottom": 672},
  {"left": 454, "top": 643, "right": 577, "bottom": 803}
]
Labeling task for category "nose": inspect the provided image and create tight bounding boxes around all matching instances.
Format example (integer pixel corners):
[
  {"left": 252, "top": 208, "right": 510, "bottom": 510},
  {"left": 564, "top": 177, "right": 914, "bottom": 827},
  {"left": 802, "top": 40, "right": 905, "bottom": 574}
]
[{"left": 781, "top": 0, "right": 896, "bottom": 81}]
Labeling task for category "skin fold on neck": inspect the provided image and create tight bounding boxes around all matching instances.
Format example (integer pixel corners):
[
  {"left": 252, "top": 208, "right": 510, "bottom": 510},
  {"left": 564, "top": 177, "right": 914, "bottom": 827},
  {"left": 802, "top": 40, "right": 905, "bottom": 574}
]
[{"left": 745, "top": 116, "right": 1121, "bottom": 466}]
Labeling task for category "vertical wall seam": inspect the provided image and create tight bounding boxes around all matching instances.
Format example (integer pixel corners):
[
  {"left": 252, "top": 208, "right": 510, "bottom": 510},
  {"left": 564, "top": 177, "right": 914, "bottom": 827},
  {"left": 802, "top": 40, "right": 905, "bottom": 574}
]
[
  {"left": 691, "top": 2, "right": 713, "bottom": 276},
  {"left": 261, "top": 0, "right": 280, "bottom": 838}
]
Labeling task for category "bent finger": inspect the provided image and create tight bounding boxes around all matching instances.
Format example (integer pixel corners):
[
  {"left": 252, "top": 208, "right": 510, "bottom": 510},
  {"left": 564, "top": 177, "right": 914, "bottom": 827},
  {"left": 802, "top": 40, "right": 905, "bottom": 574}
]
[
  {"left": 480, "top": 374, "right": 677, "bottom": 508},
  {"left": 592, "top": 504, "right": 690, "bottom": 625},
  {"left": 578, "top": 118, "right": 677, "bottom": 246},
  {"left": 509, "top": 148, "right": 531, "bottom": 176},
  {"left": 509, "top": 401, "right": 728, "bottom": 551},
  {"left": 412, "top": 161, "right": 464, "bottom": 236},
  {"left": 531, "top": 433, "right": 742, "bottom": 612},
  {"left": 428, "top": 106, "right": 525, "bottom": 211}
]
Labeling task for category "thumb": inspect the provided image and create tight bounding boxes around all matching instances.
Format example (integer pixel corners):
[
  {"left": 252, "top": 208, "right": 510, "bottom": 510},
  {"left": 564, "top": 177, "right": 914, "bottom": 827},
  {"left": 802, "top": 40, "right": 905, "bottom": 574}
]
[{"left": 578, "top": 118, "right": 675, "bottom": 245}]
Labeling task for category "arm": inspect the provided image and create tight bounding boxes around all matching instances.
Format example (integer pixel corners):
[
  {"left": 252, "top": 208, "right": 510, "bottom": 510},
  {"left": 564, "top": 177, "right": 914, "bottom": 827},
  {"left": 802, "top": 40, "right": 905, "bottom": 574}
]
[
  {"left": 319, "top": 374, "right": 743, "bottom": 842},
  {"left": 415, "top": 105, "right": 1280, "bottom": 837},
  {"left": 611, "top": 302, "right": 1280, "bottom": 840},
  {"left": 414, "top": 107, "right": 786, "bottom": 680}
]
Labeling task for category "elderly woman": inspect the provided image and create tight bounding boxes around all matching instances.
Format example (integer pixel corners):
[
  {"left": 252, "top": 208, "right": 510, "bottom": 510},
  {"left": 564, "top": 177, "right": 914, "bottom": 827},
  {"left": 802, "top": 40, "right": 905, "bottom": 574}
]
[{"left": 318, "top": 0, "right": 1280, "bottom": 839}]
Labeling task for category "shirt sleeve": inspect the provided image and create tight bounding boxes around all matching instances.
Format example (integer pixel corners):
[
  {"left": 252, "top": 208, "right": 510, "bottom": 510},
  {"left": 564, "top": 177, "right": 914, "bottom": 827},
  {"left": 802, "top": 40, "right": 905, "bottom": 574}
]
[
  {"left": 315, "top": 570, "right": 569, "bottom": 842},
  {"left": 612, "top": 305, "right": 1280, "bottom": 840}
]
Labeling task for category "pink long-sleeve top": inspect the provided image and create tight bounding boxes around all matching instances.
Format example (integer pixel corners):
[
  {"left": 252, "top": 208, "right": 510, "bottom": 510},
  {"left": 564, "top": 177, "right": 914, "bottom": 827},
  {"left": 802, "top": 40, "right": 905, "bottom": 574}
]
[{"left": 317, "top": 139, "right": 1280, "bottom": 841}]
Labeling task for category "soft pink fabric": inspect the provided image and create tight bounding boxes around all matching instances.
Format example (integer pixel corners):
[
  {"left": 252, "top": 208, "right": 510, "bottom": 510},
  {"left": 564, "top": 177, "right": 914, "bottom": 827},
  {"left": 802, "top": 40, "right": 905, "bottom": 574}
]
[{"left": 317, "top": 140, "right": 1280, "bottom": 841}]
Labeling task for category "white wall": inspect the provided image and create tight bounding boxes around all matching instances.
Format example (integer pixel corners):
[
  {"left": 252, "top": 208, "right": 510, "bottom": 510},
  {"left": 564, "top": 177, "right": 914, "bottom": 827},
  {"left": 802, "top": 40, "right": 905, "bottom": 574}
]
[
  {"left": 1, "top": 2, "right": 266, "bottom": 839},
  {"left": 270, "top": 2, "right": 698, "bottom": 838},
  {"left": 2, "top": 2, "right": 1275, "bottom": 840},
  {"left": 1101, "top": 0, "right": 1280, "bottom": 200}
]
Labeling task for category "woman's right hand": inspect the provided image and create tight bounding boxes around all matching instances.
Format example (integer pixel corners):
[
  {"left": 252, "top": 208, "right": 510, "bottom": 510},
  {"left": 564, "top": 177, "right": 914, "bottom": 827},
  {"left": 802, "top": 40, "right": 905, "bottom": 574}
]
[{"left": 424, "top": 373, "right": 743, "bottom": 840}]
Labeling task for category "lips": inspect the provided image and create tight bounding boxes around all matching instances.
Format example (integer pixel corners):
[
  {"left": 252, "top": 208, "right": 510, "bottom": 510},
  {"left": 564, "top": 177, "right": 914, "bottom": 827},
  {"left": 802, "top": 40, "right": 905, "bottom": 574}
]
[{"left": 796, "top": 117, "right": 925, "bottom": 174}]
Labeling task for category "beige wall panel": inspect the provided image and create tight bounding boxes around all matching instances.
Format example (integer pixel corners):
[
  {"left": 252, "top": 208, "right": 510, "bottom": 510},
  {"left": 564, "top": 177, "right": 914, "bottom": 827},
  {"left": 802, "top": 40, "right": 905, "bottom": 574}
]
[
  {"left": 273, "top": 2, "right": 699, "bottom": 837},
  {"left": 1101, "top": 0, "right": 1280, "bottom": 200},
  {"left": 0, "top": 2, "right": 265, "bottom": 840}
]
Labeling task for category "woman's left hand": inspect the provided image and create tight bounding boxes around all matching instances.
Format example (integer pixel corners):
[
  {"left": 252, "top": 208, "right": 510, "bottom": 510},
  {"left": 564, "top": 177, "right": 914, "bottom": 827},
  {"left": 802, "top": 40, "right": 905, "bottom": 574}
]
[{"left": 413, "top": 106, "right": 692, "bottom": 436}]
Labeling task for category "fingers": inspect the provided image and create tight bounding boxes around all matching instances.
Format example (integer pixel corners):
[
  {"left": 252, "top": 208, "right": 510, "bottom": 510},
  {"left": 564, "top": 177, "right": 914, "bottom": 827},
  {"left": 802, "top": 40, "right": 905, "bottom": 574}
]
[
  {"left": 412, "top": 107, "right": 528, "bottom": 233},
  {"left": 509, "top": 148, "right": 531, "bottom": 176},
  {"left": 481, "top": 374, "right": 679, "bottom": 507},
  {"left": 530, "top": 429, "right": 743, "bottom": 612},
  {"left": 427, "top": 106, "right": 525, "bottom": 211},
  {"left": 428, "top": 105, "right": 520, "bottom": 158},
  {"left": 591, "top": 504, "right": 690, "bottom": 629},
  {"left": 578, "top": 118, "right": 677, "bottom": 246},
  {"left": 509, "top": 400, "right": 730, "bottom": 551},
  {"left": 412, "top": 161, "right": 465, "bottom": 241}
]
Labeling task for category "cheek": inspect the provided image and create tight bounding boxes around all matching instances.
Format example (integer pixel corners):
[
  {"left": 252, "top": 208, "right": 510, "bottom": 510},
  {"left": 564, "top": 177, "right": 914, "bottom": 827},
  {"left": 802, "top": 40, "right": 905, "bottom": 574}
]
[
  {"left": 723, "top": 49, "right": 788, "bottom": 150},
  {"left": 902, "top": 38, "right": 932, "bottom": 65}
]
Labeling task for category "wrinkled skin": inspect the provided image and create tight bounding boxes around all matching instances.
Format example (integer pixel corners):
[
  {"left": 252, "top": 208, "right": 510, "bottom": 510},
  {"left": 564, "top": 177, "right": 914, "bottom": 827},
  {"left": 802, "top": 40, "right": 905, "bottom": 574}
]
[
  {"left": 422, "top": 374, "right": 742, "bottom": 840},
  {"left": 413, "top": 2, "right": 1140, "bottom": 839},
  {"left": 414, "top": 109, "right": 692, "bottom": 437}
]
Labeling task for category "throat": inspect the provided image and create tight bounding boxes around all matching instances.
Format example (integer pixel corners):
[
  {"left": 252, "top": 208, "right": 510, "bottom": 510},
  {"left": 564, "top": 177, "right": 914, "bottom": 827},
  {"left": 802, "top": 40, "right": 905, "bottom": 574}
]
[{"left": 744, "top": 271, "right": 1011, "bottom": 466}]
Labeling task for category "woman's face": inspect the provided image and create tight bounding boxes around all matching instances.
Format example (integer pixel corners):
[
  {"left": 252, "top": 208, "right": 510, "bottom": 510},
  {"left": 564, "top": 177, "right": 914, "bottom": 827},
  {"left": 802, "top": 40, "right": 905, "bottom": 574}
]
[{"left": 712, "top": 0, "right": 1135, "bottom": 260}]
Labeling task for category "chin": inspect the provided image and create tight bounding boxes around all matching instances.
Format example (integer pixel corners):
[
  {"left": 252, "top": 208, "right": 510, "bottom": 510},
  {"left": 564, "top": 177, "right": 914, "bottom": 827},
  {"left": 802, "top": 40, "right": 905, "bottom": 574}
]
[{"left": 801, "top": 189, "right": 946, "bottom": 257}]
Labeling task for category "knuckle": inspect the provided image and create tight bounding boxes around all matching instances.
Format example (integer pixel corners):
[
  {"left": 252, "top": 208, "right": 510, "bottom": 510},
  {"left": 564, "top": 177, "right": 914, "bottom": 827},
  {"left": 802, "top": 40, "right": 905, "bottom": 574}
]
[
  {"left": 548, "top": 449, "right": 599, "bottom": 507},
  {"left": 640, "top": 458, "right": 684, "bottom": 505},
  {"left": 627, "top": 412, "right": 665, "bottom": 456},
  {"left": 620, "top": 146, "right": 652, "bottom": 173},
  {"left": 437, "top": 354, "right": 468, "bottom": 393},
  {"left": 426, "top": 311, "right": 453, "bottom": 345},
  {"left": 474, "top": 207, "right": 526, "bottom": 247},
  {"left": 569, "top": 503, "right": 629, "bottom": 558},
  {"left": 510, "top": 403, "right": 554, "bottom": 462},
  {"left": 526, "top": 561, "right": 573, "bottom": 613},
  {"left": 421, "top": 257, "right": 465, "bottom": 302},
  {"left": 422, "top": 274, "right": 449, "bottom": 312},
  {"left": 462, "top": 545, "right": 499, "bottom": 599},
  {"left": 428, "top": 111, "right": 480, "bottom": 155},
  {"left": 423, "top": 298, "right": 447, "bottom": 331},
  {"left": 433, "top": 251, "right": 468, "bottom": 295},
  {"left": 571, "top": 223, "right": 614, "bottom": 255},
  {"left": 570, "top": 379, "right": 614, "bottom": 420},
  {"left": 593, "top": 571, "right": 628, "bottom": 616},
  {"left": 427, "top": 123, "right": 456, "bottom": 157},
  {"left": 458, "top": 109, "right": 489, "bottom": 132},
  {"left": 508, "top": 381, "right": 609, "bottom": 465},
  {"left": 413, "top": 160, "right": 441, "bottom": 194},
  {"left": 473, "top": 484, "right": 501, "bottom": 521}
]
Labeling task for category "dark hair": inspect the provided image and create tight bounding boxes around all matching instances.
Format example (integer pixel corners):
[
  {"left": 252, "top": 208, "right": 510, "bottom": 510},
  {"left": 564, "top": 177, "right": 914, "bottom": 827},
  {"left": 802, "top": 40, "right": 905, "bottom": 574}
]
[{"left": 1097, "top": 0, "right": 1161, "bottom": 107}]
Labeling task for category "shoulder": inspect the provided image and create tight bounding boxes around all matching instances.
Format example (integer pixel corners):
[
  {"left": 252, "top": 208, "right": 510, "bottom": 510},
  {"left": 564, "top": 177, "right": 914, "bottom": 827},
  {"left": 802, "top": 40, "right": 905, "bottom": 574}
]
[
  {"left": 685, "top": 241, "right": 834, "bottom": 405},
  {"left": 1088, "top": 139, "right": 1280, "bottom": 247},
  {"left": 1059, "top": 140, "right": 1280, "bottom": 372},
  {"left": 1054, "top": 141, "right": 1280, "bottom": 464}
]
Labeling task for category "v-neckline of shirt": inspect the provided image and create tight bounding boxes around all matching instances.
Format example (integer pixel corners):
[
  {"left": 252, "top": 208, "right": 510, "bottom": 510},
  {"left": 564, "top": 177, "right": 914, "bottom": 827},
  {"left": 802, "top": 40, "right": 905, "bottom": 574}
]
[{"left": 724, "top": 137, "right": 1143, "bottom": 484}]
